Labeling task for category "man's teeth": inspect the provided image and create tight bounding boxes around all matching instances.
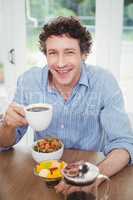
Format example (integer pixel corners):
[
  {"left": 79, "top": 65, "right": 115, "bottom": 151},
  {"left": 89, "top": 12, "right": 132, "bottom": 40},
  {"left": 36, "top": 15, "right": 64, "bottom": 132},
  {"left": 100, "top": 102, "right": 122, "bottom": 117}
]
[{"left": 57, "top": 70, "right": 69, "bottom": 73}]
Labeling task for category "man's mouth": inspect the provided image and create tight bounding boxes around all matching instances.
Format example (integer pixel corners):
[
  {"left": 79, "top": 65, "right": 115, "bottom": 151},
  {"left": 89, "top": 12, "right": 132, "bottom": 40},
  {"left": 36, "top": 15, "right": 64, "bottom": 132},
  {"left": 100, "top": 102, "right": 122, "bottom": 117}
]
[{"left": 55, "top": 69, "right": 72, "bottom": 74}]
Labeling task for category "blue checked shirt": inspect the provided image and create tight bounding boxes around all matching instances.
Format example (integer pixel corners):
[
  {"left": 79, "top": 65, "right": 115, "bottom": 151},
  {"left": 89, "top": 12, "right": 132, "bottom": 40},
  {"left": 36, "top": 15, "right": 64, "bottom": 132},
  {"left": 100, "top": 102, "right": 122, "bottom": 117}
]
[{"left": 1, "top": 64, "right": 133, "bottom": 164}]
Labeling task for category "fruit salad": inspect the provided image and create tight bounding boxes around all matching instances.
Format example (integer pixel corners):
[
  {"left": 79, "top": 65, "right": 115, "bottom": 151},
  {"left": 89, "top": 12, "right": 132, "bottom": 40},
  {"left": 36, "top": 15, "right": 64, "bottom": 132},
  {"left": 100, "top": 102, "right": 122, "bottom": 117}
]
[{"left": 35, "top": 160, "right": 67, "bottom": 179}]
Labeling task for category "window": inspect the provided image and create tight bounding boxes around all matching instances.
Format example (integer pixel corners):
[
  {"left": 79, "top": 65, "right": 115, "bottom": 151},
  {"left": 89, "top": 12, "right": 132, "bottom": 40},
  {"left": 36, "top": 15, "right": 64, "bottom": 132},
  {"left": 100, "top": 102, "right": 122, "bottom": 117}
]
[
  {"left": 26, "top": 0, "right": 96, "bottom": 68},
  {"left": 120, "top": 0, "right": 133, "bottom": 112}
]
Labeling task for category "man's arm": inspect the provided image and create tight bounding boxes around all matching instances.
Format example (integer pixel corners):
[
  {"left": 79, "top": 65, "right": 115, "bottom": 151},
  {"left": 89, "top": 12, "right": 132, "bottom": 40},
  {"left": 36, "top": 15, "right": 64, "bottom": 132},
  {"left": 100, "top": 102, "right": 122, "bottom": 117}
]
[
  {"left": 99, "top": 69, "right": 133, "bottom": 164},
  {"left": 0, "top": 122, "right": 16, "bottom": 147},
  {"left": 98, "top": 148, "right": 130, "bottom": 179}
]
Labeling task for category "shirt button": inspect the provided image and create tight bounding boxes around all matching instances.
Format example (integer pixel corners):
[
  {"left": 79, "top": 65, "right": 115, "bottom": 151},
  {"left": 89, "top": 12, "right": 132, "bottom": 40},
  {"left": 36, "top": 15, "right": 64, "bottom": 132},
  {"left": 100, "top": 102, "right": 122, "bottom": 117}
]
[{"left": 61, "top": 124, "right": 64, "bottom": 129}]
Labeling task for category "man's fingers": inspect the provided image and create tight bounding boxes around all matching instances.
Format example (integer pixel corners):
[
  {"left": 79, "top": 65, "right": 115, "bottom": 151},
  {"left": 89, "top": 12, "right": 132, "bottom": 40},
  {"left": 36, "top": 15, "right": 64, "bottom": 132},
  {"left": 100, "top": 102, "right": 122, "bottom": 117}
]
[
  {"left": 4, "top": 102, "right": 28, "bottom": 127},
  {"left": 55, "top": 181, "right": 67, "bottom": 193},
  {"left": 55, "top": 181, "right": 82, "bottom": 196},
  {"left": 55, "top": 181, "right": 95, "bottom": 196},
  {"left": 10, "top": 102, "right": 25, "bottom": 117},
  {"left": 65, "top": 186, "right": 81, "bottom": 195},
  {"left": 55, "top": 181, "right": 72, "bottom": 194},
  {"left": 5, "top": 112, "right": 27, "bottom": 127}
]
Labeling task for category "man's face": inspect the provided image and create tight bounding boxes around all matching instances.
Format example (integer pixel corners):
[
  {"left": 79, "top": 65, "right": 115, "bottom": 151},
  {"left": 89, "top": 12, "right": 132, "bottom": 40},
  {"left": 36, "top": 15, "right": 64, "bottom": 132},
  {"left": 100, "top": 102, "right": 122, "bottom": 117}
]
[{"left": 45, "top": 34, "right": 85, "bottom": 88}]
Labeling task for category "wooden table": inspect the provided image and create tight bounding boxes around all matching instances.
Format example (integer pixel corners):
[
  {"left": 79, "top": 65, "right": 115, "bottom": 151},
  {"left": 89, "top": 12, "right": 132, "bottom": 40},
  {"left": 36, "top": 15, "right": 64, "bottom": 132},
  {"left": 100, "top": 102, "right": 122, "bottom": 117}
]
[{"left": 0, "top": 146, "right": 133, "bottom": 200}]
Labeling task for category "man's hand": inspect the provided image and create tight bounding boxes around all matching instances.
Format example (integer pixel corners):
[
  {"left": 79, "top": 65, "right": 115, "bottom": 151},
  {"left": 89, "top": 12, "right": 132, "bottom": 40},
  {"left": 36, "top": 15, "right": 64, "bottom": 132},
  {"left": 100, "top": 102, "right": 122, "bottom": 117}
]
[
  {"left": 0, "top": 102, "right": 28, "bottom": 147},
  {"left": 54, "top": 180, "right": 94, "bottom": 196},
  {"left": 4, "top": 102, "right": 28, "bottom": 128}
]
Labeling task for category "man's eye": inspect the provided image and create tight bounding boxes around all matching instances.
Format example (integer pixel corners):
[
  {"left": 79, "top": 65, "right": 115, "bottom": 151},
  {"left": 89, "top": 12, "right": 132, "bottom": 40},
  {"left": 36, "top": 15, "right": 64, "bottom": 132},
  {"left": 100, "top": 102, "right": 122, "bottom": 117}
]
[
  {"left": 67, "top": 51, "right": 74, "bottom": 54},
  {"left": 49, "top": 52, "right": 56, "bottom": 55}
]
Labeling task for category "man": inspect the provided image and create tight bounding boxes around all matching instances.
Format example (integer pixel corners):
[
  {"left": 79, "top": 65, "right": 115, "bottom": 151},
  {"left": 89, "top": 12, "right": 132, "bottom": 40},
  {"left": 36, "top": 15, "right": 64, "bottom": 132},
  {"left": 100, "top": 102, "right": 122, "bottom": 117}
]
[{"left": 0, "top": 16, "right": 133, "bottom": 194}]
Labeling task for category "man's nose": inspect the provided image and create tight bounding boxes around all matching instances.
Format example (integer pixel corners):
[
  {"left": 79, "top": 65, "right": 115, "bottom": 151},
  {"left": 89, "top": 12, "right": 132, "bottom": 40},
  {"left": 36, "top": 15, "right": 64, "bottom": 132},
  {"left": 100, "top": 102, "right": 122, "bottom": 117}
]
[{"left": 57, "top": 55, "right": 65, "bottom": 68}]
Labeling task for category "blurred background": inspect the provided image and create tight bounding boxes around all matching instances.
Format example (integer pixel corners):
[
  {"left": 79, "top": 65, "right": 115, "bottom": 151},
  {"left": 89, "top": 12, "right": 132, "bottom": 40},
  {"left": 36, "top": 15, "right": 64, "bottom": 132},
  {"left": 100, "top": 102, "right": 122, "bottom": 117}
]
[{"left": 0, "top": 0, "right": 133, "bottom": 144}]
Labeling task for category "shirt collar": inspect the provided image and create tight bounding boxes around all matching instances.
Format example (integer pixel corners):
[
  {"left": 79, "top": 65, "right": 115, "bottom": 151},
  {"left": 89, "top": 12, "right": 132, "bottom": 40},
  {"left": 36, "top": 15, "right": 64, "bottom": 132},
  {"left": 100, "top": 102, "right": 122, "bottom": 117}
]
[
  {"left": 78, "top": 63, "right": 90, "bottom": 88},
  {"left": 42, "top": 66, "right": 57, "bottom": 94},
  {"left": 42, "top": 66, "right": 50, "bottom": 92}
]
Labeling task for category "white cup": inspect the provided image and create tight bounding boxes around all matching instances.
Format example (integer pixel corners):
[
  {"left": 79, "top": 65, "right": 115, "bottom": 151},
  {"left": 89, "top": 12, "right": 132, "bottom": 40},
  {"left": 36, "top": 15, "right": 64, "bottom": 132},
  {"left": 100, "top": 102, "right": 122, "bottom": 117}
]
[{"left": 25, "top": 103, "right": 53, "bottom": 131}]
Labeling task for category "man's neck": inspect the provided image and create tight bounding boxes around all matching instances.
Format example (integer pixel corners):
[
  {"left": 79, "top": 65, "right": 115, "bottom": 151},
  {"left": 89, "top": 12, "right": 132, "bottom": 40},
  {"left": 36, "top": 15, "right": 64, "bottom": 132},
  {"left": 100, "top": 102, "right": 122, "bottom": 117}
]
[
  {"left": 49, "top": 73, "right": 80, "bottom": 101},
  {"left": 52, "top": 80, "right": 73, "bottom": 101}
]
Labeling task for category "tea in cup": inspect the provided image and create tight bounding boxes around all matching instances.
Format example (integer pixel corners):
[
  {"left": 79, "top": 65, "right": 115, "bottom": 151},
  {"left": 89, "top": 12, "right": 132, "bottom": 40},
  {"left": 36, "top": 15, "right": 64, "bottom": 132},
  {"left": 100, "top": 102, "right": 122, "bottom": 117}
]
[{"left": 25, "top": 103, "right": 53, "bottom": 131}]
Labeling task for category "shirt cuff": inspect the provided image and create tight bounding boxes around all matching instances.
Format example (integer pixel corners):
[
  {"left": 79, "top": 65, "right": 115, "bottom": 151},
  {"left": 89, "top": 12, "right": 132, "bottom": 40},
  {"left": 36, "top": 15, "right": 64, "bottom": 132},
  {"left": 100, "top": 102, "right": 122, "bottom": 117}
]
[
  {"left": 0, "top": 126, "right": 28, "bottom": 152},
  {"left": 0, "top": 146, "right": 12, "bottom": 152}
]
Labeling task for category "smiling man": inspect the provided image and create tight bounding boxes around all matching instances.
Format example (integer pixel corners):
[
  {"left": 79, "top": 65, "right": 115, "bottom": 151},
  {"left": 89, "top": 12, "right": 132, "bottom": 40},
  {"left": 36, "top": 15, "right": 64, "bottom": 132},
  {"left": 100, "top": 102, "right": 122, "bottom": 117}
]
[
  {"left": 0, "top": 16, "right": 133, "bottom": 194},
  {"left": 46, "top": 35, "right": 84, "bottom": 100}
]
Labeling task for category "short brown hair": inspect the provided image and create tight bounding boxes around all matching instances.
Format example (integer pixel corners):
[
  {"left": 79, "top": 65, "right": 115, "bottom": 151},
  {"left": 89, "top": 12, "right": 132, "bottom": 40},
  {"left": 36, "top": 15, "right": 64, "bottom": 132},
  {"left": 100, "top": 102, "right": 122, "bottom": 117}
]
[{"left": 39, "top": 16, "right": 92, "bottom": 55}]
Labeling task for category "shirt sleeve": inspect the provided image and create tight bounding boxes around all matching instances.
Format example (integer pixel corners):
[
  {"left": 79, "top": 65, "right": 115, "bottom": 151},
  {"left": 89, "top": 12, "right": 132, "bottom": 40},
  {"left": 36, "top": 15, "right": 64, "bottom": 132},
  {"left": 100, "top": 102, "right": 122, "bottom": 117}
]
[
  {"left": 100, "top": 72, "right": 133, "bottom": 165},
  {"left": 13, "top": 75, "right": 29, "bottom": 145}
]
